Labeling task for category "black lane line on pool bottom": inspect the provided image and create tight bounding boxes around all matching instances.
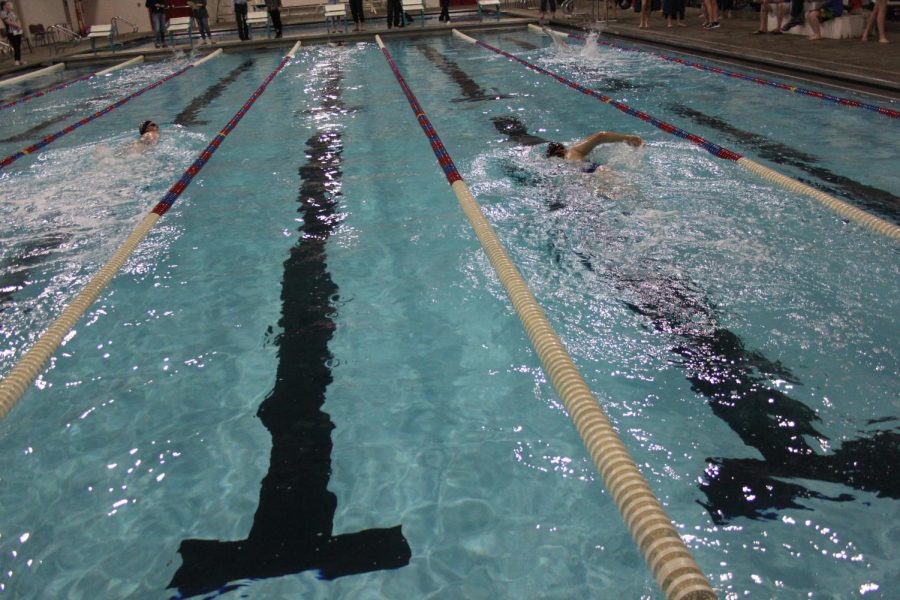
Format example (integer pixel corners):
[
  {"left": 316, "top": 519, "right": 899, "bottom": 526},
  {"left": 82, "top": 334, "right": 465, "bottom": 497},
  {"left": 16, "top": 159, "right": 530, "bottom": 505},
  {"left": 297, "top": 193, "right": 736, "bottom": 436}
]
[
  {"left": 668, "top": 103, "right": 900, "bottom": 223},
  {"left": 0, "top": 109, "right": 82, "bottom": 144},
  {"left": 491, "top": 113, "right": 900, "bottom": 523},
  {"left": 500, "top": 36, "right": 540, "bottom": 51},
  {"left": 168, "top": 64, "right": 410, "bottom": 599},
  {"left": 0, "top": 233, "right": 71, "bottom": 310},
  {"left": 174, "top": 59, "right": 255, "bottom": 127},
  {"left": 415, "top": 44, "right": 513, "bottom": 102}
]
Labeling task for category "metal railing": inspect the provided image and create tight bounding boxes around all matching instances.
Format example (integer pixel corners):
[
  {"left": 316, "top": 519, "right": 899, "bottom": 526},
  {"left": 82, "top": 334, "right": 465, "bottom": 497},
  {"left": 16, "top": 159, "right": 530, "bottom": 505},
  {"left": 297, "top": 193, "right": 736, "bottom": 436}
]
[
  {"left": 47, "top": 24, "right": 82, "bottom": 41},
  {"left": 111, "top": 16, "right": 139, "bottom": 33}
]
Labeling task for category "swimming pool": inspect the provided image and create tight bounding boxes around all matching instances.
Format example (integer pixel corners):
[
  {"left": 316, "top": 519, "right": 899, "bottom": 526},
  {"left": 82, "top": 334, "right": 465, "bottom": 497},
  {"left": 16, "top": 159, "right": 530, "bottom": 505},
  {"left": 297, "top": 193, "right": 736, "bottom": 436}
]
[{"left": 0, "top": 30, "right": 897, "bottom": 599}]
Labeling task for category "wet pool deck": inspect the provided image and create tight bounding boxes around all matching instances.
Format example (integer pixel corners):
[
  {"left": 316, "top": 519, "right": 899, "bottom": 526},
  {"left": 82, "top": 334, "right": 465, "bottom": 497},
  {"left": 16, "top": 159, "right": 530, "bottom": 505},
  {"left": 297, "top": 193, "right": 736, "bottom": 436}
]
[{"left": 1, "top": 5, "right": 898, "bottom": 100}]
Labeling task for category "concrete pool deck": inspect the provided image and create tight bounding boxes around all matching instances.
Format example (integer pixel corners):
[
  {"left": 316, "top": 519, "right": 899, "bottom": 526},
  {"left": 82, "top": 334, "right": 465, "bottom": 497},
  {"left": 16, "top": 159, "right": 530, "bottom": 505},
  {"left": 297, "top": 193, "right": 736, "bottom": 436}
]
[{"left": 1, "top": 5, "right": 897, "bottom": 100}]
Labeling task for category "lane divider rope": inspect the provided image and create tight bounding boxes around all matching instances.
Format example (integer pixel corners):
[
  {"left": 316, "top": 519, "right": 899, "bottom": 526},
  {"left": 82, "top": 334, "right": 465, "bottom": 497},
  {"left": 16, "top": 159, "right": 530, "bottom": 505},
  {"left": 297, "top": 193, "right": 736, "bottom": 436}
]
[
  {"left": 0, "top": 50, "right": 223, "bottom": 170},
  {"left": 377, "top": 34, "right": 718, "bottom": 600},
  {"left": 0, "top": 56, "right": 145, "bottom": 113},
  {"left": 457, "top": 29, "right": 900, "bottom": 240},
  {"left": 530, "top": 24, "right": 900, "bottom": 119},
  {"left": 0, "top": 42, "right": 302, "bottom": 422}
]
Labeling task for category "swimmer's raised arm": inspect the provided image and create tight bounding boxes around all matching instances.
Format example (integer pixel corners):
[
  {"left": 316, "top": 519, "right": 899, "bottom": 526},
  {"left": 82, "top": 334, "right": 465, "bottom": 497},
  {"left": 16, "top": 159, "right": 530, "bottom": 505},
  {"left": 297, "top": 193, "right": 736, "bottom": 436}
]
[{"left": 567, "top": 131, "right": 642, "bottom": 161}]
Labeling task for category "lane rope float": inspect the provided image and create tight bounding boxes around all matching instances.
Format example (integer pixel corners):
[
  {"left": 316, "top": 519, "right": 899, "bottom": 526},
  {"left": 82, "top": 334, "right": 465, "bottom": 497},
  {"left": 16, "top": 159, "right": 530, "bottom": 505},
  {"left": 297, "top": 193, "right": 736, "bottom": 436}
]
[
  {"left": 456, "top": 29, "right": 900, "bottom": 240},
  {"left": 530, "top": 24, "right": 900, "bottom": 119},
  {"left": 377, "top": 34, "right": 718, "bottom": 600},
  {"left": 0, "top": 50, "right": 223, "bottom": 170},
  {"left": 0, "top": 43, "right": 302, "bottom": 422}
]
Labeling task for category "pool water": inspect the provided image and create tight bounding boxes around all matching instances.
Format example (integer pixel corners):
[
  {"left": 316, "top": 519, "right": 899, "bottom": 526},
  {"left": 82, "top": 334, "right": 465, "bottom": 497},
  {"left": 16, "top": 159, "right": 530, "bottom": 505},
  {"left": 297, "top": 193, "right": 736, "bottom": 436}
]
[{"left": 0, "top": 31, "right": 897, "bottom": 599}]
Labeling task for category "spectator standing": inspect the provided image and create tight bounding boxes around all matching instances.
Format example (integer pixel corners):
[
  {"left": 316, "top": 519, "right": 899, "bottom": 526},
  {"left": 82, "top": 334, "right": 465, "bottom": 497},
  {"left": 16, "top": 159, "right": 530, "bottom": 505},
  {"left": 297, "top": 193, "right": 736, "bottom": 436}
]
[
  {"left": 702, "top": 0, "right": 720, "bottom": 28},
  {"left": 0, "top": 1, "right": 24, "bottom": 65},
  {"left": 234, "top": 0, "right": 250, "bottom": 40},
  {"left": 146, "top": 0, "right": 168, "bottom": 48},
  {"left": 639, "top": 0, "right": 652, "bottom": 28},
  {"left": 539, "top": 0, "right": 557, "bottom": 24},
  {"left": 717, "top": 0, "right": 733, "bottom": 20},
  {"left": 265, "top": 0, "right": 283, "bottom": 38},
  {"left": 188, "top": 0, "right": 213, "bottom": 44},
  {"left": 348, "top": 0, "right": 365, "bottom": 31},
  {"left": 439, "top": 0, "right": 450, "bottom": 22},
  {"left": 663, "top": 0, "right": 686, "bottom": 27},
  {"left": 861, "top": 0, "right": 889, "bottom": 43},
  {"left": 386, "top": 0, "right": 403, "bottom": 28}
]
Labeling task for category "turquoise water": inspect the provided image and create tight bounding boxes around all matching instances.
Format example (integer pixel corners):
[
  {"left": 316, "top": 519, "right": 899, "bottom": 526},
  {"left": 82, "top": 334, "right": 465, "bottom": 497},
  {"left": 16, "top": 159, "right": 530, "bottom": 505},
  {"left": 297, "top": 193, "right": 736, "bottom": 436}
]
[{"left": 0, "top": 32, "right": 897, "bottom": 599}]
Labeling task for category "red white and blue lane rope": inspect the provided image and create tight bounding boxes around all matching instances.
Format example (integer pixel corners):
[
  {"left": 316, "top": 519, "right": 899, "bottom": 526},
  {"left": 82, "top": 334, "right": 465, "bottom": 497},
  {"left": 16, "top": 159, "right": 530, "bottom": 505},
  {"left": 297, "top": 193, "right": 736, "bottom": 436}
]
[
  {"left": 0, "top": 72, "right": 97, "bottom": 112},
  {"left": 0, "top": 62, "right": 196, "bottom": 170},
  {"left": 472, "top": 35, "right": 743, "bottom": 161},
  {"left": 153, "top": 52, "right": 294, "bottom": 216},
  {"left": 558, "top": 29, "right": 900, "bottom": 120},
  {"left": 0, "top": 44, "right": 302, "bottom": 422},
  {"left": 458, "top": 29, "right": 899, "bottom": 239},
  {"left": 377, "top": 43, "right": 462, "bottom": 185}
]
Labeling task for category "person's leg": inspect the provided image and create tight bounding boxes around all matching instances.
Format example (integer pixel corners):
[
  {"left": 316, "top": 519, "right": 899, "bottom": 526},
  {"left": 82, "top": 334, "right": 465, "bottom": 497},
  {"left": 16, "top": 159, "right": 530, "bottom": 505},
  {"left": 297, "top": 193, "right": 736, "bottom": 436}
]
[
  {"left": 193, "top": 13, "right": 203, "bottom": 39},
  {"left": 781, "top": 0, "right": 804, "bottom": 29},
  {"left": 349, "top": 0, "right": 360, "bottom": 30},
  {"left": 391, "top": 0, "right": 401, "bottom": 27},
  {"left": 641, "top": 0, "right": 651, "bottom": 26},
  {"left": 703, "top": 0, "right": 719, "bottom": 26},
  {"left": 676, "top": 0, "right": 685, "bottom": 24},
  {"left": 875, "top": 0, "right": 888, "bottom": 42},
  {"left": 10, "top": 34, "right": 22, "bottom": 64},
  {"left": 160, "top": 12, "right": 169, "bottom": 46},
  {"left": 549, "top": 0, "right": 557, "bottom": 19},
  {"left": 235, "top": 4, "right": 248, "bottom": 40},
  {"left": 806, "top": 8, "right": 822, "bottom": 39},
  {"left": 758, "top": 0, "right": 769, "bottom": 31},
  {"left": 540, "top": 0, "right": 548, "bottom": 21},
  {"left": 270, "top": 8, "right": 283, "bottom": 36},
  {"left": 152, "top": 12, "right": 165, "bottom": 46}
]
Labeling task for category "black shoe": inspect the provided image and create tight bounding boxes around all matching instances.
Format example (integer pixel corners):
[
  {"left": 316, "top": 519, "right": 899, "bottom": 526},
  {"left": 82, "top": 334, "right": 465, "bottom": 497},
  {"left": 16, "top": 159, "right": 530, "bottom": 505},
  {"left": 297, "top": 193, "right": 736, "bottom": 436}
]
[{"left": 780, "top": 18, "right": 802, "bottom": 32}]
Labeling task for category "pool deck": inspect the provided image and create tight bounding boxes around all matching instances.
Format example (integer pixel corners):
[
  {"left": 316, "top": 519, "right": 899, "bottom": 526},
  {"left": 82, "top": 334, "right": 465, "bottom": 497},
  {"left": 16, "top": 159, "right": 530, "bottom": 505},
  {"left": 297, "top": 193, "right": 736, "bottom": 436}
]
[{"left": 1, "top": 6, "right": 898, "bottom": 100}]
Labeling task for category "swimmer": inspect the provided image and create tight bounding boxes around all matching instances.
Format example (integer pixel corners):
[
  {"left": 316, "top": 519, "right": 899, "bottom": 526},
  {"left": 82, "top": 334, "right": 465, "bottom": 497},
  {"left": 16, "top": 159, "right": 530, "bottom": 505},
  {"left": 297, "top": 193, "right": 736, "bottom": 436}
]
[
  {"left": 546, "top": 131, "right": 643, "bottom": 198},
  {"left": 138, "top": 120, "right": 160, "bottom": 144},
  {"left": 545, "top": 131, "right": 643, "bottom": 163}
]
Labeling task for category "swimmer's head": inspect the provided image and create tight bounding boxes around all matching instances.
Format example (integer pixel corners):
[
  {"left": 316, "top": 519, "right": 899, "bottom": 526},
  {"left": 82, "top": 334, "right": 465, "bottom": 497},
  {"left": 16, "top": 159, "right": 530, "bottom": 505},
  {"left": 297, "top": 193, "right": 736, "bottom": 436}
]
[
  {"left": 545, "top": 142, "right": 565, "bottom": 159},
  {"left": 139, "top": 121, "right": 158, "bottom": 136}
]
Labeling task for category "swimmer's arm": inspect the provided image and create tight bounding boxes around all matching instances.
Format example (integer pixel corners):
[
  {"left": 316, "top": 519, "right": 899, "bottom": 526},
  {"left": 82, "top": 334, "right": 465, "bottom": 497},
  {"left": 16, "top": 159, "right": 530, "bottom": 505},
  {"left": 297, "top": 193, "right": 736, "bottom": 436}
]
[{"left": 567, "top": 131, "right": 643, "bottom": 160}]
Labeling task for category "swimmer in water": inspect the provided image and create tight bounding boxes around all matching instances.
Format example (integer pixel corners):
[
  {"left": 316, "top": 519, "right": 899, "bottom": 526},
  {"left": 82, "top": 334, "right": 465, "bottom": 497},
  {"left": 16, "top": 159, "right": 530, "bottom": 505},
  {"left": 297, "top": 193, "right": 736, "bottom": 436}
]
[
  {"left": 545, "top": 131, "right": 643, "bottom": 172},
  {"left": 546, "top": 130, "right": 644, "bottom": 199},
  {"left": 138, "top": 120, "right": 160, "bottom": 144}
]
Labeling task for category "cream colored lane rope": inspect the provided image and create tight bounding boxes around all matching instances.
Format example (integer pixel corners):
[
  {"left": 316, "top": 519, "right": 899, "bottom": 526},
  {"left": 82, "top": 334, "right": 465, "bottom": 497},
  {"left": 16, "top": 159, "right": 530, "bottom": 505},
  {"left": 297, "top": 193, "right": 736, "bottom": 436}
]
[
  {"left": 0, "top": 43, "right": 301, "bottom": 421},
  {"left": 452, "top": 179, "right": 717, "bottom": 600},
  {"left": 0, "top": 213, "right": 160, "bottom": 420},
  {"left": 379, "top": 33, "right": 717, "bottom": 599},
  {"left": 738, "top": 157, "right": 900, "bottom": 239},
  {"left": 95, "top": 55, "right": 145, "bottom": 76}
]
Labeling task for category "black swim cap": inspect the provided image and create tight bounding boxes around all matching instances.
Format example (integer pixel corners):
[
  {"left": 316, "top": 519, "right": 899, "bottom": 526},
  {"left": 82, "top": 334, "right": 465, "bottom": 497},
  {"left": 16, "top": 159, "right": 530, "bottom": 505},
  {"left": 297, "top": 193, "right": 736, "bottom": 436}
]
[
  {"left": 546, "top": 142, "right": 565, "bottom": 158},
  {"left": 139, "top": 121, "right": 153, "bottom": 135}
]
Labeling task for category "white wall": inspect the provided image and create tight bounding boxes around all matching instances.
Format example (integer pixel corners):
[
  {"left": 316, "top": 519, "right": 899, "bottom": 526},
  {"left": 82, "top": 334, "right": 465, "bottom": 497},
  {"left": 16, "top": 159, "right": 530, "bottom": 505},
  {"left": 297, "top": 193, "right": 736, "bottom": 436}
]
[
  {"left": 83, "top": 0, "right": 152, "bottom": 31},
  {"left": 15, "top": 0, "right": 69, "bottom": 32}
]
